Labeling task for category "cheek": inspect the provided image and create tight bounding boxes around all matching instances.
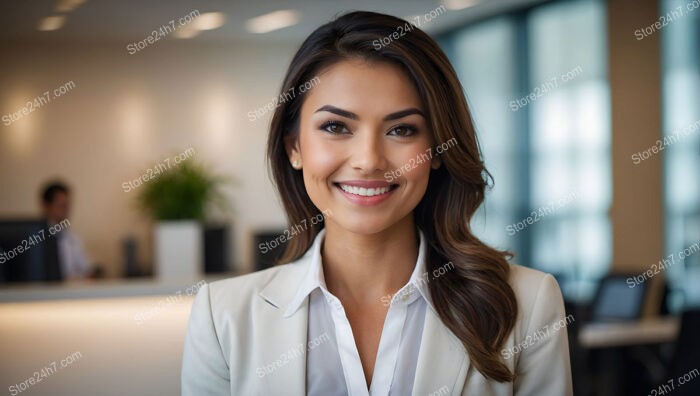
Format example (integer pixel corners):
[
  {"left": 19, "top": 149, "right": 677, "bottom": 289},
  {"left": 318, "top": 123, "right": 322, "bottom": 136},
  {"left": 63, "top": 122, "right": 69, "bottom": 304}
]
[
  {"left": 300, "top": 136, "right": 340, "bottom": 177},
  {"left": 406, "top": 162, "right": 433, "bottom": 190},
  {"left": 299, "top": 133, "right": 345, "bottom": 195},
  {"left": 394, "top": 145, "right": 433, "bottom": 180}
]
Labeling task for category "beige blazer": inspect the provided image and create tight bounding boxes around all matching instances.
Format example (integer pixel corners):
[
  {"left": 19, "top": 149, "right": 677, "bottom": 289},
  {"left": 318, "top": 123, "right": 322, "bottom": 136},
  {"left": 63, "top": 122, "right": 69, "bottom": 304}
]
[{"left": 181, "top": 254, "right": 573, "bottom": 396}]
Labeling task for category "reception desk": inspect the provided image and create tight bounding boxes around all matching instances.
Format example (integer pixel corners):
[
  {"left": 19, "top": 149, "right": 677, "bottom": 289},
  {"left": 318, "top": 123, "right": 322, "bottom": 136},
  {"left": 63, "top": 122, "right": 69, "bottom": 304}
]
[
  {"left": 579, "top": 317, "right": 680, "bottom": 348},
  {"left": 0, "top": 275, "right": 233, "bottom": 396}
]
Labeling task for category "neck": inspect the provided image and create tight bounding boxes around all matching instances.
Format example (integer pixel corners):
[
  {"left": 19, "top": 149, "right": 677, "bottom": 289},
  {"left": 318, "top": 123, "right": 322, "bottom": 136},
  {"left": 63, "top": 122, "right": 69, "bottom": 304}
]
[{"left": 321, "top": 215, "right": 419, "bottom": 306}]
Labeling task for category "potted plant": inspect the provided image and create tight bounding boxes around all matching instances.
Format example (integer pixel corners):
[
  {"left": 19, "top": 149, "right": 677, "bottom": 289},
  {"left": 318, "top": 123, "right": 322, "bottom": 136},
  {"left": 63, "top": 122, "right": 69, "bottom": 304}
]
[{"left": 137, "top": 158, "right": 228, "bottom": 279}]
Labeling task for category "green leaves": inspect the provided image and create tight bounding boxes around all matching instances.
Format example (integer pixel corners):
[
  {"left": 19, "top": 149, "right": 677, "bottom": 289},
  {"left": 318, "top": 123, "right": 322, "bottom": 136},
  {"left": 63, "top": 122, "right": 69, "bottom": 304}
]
[{"left": 137, "top": 159, "right": 228, "bottom": 221}]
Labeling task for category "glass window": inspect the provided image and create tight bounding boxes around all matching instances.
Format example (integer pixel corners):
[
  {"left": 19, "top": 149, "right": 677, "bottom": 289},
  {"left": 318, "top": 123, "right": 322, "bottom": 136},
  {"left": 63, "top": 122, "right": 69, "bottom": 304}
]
[
  {"left": 447, "top": 17, "right": 521, "bottom": 252},
  {"left": 440, "top": 0, "right": 610, "bottom": 300},
  {"left": 661, "top": 0, "right": 700, "bottom": 309}
]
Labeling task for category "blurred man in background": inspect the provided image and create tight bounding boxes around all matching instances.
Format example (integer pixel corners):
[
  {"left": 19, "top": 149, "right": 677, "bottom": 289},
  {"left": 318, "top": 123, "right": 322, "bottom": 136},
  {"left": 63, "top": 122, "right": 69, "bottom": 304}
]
[{"left": 41, "top": 181, "right": 92, "bottom": 280}]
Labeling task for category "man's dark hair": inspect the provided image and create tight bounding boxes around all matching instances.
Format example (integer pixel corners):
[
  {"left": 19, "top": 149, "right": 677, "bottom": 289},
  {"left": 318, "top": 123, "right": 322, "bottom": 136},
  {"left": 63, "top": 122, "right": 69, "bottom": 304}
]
[{"left": 41, "top": 181, "right": 70, "bottom": 204}]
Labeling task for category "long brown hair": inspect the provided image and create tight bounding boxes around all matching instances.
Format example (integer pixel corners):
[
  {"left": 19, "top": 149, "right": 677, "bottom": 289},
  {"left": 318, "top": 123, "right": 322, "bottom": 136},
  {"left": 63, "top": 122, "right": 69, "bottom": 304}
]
[{"left": 266, "top": 11, "right": 517, "bottom": 382}]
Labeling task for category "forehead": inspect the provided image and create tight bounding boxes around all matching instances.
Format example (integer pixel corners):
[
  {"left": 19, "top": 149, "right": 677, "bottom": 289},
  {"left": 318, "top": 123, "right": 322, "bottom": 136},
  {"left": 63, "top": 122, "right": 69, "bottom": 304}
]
[{"left": 301, "top": 58, "right": 424, "bottom": 117}]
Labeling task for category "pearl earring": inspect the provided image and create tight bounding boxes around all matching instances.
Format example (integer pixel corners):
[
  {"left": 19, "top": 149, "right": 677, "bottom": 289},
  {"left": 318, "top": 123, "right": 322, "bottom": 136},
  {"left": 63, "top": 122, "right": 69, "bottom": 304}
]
[{"left": 292, "top": 160, "right": 300, "bottom": 169}]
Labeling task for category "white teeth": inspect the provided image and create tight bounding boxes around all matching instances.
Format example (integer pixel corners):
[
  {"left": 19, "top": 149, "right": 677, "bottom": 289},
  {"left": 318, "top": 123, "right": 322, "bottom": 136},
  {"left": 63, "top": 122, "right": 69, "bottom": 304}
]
[{"left": 339, "top": 184, "right": 391, "bottom": 197}]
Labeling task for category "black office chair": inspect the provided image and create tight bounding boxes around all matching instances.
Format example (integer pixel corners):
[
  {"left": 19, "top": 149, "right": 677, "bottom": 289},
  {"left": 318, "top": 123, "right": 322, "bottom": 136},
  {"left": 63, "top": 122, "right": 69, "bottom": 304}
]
[
  {"left": 665, "top": 309, "right": 700, "bottom": 395},
  {"left": 584, "top": 274, "right": 654, "bottom": 395}
]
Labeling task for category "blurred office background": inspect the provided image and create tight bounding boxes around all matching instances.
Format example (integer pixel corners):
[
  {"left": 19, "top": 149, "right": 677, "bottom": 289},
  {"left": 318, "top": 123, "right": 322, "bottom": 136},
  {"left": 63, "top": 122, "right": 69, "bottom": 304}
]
[{"left": 0, "top": 0, "right": 698, "bottom": 395}]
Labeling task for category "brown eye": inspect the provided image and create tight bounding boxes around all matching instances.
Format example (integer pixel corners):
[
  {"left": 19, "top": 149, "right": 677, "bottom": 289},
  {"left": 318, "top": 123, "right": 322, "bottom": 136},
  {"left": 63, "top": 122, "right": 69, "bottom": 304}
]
[
  {"left": 320, "top": 121, "right": 350, "bottom": 134},
  {"left": 389, "top": 125, "right": 418, "bottom": 137}
]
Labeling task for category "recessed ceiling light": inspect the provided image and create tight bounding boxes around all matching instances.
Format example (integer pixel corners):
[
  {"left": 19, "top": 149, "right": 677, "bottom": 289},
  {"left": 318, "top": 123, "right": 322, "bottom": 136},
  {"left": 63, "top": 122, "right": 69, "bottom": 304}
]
[
  {"left": 441, "top": 0, "right": 480, "bottom": 10},
  {"left": 174, "top": 12, "right": 226, "bottom": 39},
  {"left": 37, "top": 15, "right": 66, "bottom": 31},
  {"left": 174, "top": 25, "right": 200, "bottom": 39},
  {"left": 193, "top": 12, "right": 226, "bottom": 31},
  {"left": 55, "top": 0, "right": 86, "bottom": 13},
  {"left": 246, "top": 10, "right": 299, "bottom": 34}
]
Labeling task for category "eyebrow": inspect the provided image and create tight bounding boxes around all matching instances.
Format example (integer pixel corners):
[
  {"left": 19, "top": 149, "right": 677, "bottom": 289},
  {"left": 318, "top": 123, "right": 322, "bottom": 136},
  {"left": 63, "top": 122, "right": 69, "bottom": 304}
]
[{"left": 314, "top": 105, "right": 425, "bottom": 121}]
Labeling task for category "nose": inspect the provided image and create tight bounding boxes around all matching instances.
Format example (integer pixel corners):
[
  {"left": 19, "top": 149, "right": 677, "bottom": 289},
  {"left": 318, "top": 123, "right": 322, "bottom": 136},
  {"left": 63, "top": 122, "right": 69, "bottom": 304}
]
[{"left": 349, "top": 128, "right": 388, "bottom": 174}]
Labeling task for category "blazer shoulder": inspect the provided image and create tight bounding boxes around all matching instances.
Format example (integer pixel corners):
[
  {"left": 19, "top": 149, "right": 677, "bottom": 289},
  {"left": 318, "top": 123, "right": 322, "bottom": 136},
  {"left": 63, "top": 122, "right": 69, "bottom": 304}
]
[
  {"left": 508, "top": 264, "right": 560, "bottom": 300},
  {"left": 506, "top": 265, "right": 573, "bottom": 395},
  {"left": 507, "top": 264, "right": 564, "bottom": 325}
]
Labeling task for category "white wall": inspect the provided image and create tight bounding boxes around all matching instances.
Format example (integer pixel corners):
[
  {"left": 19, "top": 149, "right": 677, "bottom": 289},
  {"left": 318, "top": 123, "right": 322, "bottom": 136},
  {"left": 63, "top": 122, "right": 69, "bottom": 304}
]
[{"left": 0, "top": 40, "right": 300, "bottom": 276}]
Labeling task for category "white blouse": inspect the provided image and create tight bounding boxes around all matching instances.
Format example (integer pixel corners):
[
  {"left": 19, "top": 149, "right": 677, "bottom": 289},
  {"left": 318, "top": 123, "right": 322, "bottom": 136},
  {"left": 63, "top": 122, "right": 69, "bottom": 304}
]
[{"left": 283, "top": 228, "right": 433, "bottom": 395}]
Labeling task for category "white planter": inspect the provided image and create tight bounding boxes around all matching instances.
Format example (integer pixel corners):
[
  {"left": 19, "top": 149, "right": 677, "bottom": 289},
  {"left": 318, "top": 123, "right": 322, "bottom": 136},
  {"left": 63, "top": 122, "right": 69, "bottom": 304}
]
[{"left": 155, "top": 221, "right": 203, "bottom": 280}]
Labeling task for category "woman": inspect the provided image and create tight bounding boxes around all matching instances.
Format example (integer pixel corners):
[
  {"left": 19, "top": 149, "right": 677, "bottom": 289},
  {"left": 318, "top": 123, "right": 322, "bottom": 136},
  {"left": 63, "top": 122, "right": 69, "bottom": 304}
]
[{"left": 182, "top": 11, "right": 572, "bottom": 396}]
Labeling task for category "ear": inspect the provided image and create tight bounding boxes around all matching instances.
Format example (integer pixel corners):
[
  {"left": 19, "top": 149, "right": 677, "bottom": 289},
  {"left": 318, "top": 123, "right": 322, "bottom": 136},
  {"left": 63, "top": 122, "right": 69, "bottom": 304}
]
[
  {"left": 431, "top": 156, "right": 442, "bottom": 170},
  {"left": 284, "top": 134, "right": 301, "bottom": 165}
]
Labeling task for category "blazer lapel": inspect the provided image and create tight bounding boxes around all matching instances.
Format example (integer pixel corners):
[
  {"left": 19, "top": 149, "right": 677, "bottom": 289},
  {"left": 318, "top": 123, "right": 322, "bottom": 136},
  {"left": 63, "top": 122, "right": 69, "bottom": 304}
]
[
  {"left": 412, "top": 307, "right": 470, "bottom": 395},
  {"left": 256, "top": 260, "right": 311, "bottom": 396}
]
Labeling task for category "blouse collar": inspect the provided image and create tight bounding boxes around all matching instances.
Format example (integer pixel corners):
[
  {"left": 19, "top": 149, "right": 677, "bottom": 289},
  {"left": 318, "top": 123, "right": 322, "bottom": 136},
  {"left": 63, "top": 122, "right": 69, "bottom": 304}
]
[{"left": 284, "top": 226, "right": 435, "bottom": 317}]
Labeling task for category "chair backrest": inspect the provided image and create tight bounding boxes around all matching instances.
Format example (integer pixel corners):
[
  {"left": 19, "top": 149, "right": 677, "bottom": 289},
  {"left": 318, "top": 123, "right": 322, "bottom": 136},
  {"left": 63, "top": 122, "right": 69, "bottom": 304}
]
[
  {"left": 0, "top": 219, "right": 61, "bottom": 283},
  {"left": 590, "top": 274, "right": 648, "bottom": 322}
]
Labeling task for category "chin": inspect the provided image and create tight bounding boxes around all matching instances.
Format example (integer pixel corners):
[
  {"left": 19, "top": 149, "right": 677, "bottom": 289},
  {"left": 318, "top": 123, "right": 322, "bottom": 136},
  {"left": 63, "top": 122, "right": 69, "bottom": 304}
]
[
  {"left": 333, "top": 208, "right": 415, "bottom": 236},
  {"left": 331, "top": 216, "right": 397, "bottom": 236}
]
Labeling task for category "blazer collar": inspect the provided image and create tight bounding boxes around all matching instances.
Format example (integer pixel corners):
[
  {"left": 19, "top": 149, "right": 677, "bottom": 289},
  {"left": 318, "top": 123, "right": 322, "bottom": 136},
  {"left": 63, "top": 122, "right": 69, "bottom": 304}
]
[{"left": 257, "top": 242, "right": 314, "bottom": 310}]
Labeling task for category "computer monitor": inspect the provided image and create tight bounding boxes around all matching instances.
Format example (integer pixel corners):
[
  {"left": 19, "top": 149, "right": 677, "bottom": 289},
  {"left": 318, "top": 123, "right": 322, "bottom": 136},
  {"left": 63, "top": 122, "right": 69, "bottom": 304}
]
[
  {"left": 0, "top": 219, "right": 61, "bottom": 283},
  {"left": 591, "top": 274, "right": 648, "bottom": 322}
]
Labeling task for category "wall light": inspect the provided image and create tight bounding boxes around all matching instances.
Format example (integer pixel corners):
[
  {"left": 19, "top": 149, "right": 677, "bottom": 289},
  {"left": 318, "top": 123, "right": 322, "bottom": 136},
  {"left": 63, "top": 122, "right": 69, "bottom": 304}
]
[
  {"left": 193, "top": 12, "right": 226, "bottom": 31},
  {"left": 37, "top": 15, "right": 66, "bottom": 31}
]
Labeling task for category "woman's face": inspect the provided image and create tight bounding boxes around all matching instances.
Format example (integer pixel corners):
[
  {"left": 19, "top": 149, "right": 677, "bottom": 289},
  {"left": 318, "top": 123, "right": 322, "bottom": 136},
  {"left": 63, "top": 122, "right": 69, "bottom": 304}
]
[{"left": 287, "top": 58, "right": 439, "bottom": 235}]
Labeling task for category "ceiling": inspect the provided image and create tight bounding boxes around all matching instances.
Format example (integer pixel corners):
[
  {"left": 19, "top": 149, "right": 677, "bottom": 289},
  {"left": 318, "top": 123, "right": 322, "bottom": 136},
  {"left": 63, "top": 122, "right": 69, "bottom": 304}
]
[{"left": 1, "top": 0, "right": 550, "bottom": 45}]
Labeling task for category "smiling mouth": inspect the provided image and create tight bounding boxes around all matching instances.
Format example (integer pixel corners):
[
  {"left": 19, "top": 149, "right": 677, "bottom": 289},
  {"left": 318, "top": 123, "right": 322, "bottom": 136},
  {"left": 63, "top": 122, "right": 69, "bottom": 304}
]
[{"left": 334, "top": 183, "right": 399, "bottom": 197}]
